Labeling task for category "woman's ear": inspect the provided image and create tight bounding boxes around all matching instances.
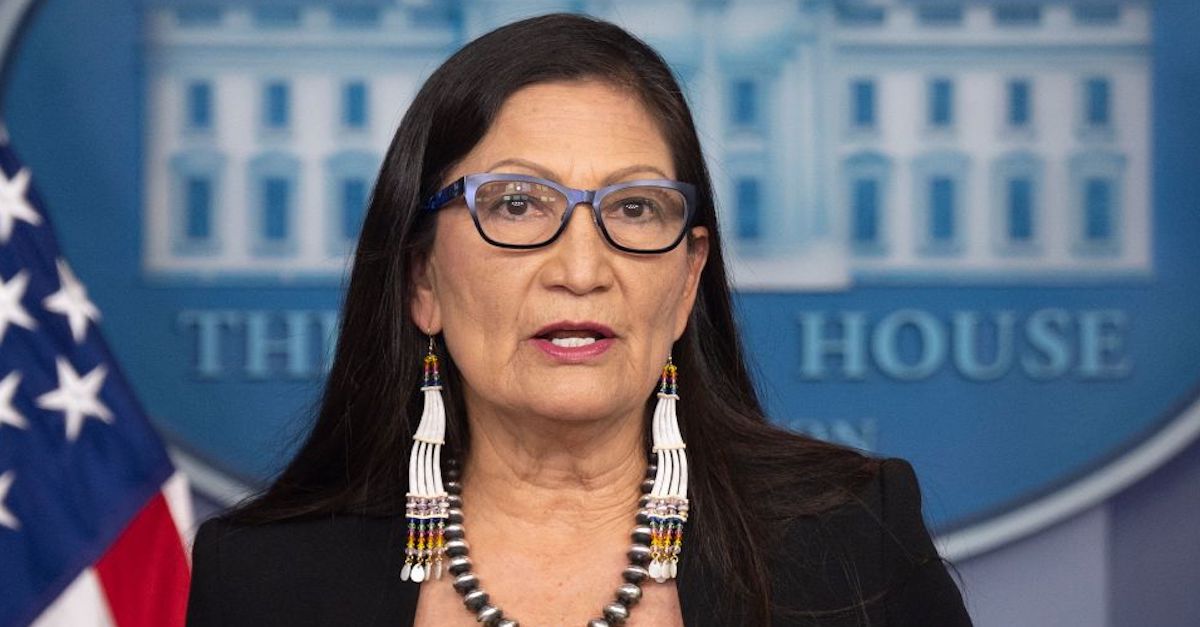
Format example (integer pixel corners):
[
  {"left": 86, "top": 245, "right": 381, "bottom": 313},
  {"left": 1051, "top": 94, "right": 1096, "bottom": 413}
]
[
  {"left": 673, "top": 226, "right": 710, "bottom": 339},
  {"left": 409, "top": 251, "right": 442, "bottom": 334}
]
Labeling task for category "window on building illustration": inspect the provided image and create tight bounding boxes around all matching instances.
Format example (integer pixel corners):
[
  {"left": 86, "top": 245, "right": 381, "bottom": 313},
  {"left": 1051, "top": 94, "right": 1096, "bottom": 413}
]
[
  {"left": 333, "top": 5, "right": 382, "bottom": 28},
  {"left": 185, "top": 176, "right": 213, "bottom": 241},
  {"left": 1007, "top": 177, "right": 1034, "bottom": 242},
  {"left": 1007, "top": 79, "right": 1031, "bottom": 127},
  {"left": 845, "top": 152, "right": 891, "bottom": 252},
  {"left": 1069, "top": 151, "right": 1123, "bottom": 254},
  {"left": 736, "top": 178, "right": 761, "bottom": 240},
  {"left": 262, "top": 177, "right": 290, "bottom": 241},
  {"left": 325, "top": 151, "right": 377, "bottom": 253},
  {"left": 835, "top": 1, "right": 886, "bottom": 25},
  {"left": 176, "top": 6, "right": 221, "bottom": 26},
  {"left": 1085, "top": 77, "right": 1111, "bottom": 127},
  {"left": 253, "top": 6, "right": 301, "bottom": 27},
  {"left": 341, "top": 178, "right": 368, "bottom": 240},
  {"left": 186, "top": 81, "right": 212, "bottom": 130},
  {"left": 1074, "top": 4, "right": 1120, "bottom": 25},
  {"left": 928, "top": 79, "right": 954, "bottom": 128},
  {"left": 343, "top": 81, "right": 368, "bottom": 129},
  {"left": 1083, "top": 177, "right": 1114, "bottom": 242},
  {"left": 264, "top": 82, "right": 290, "bottom": 129},
  {"left": 994, "top": 4, "right": 1041, "bottom": 26},
  {"left": 731, "top": 80, "right": 758, "bottom": 127},
  {"left": 851, "top": 80, "right": 876, "bottom": 129},
  {"left": 171, "top": 150, "right": 224, "bottom": 254},
  {"left": 916, "top": 4, "right": 963, "bottom": 26},
  {"left": 852, "top": 178, "right": 880, "bottom": 246},
  {"left": 929, "top": 177, "right": 956, "bottom": 243}
]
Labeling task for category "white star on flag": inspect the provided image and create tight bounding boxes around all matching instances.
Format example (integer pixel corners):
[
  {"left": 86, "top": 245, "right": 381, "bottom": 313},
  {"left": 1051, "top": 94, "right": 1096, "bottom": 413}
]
[
  {"left": 0, "top": 166, "right": 41, "bottom": 244},
  {"left": 0, "top": 370, "right": 28, "bottom": 430},
  {"left": 0, "top": 269, "right": 37, "bottom": 345},
  {"left": 42, "top": 258, "right": 100, "bottom": 344},
  {"left": 0, "top": 470, "right": 18, "bottom": 530},
  {"left": 35, "top": 356, "right": 113, "bottom": 441}
]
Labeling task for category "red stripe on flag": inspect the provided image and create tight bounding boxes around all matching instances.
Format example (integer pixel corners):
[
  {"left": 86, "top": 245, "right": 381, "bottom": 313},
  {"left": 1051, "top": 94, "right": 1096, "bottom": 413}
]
[{"left": 94, "top": 491, "right": 191, "bottom": 627}]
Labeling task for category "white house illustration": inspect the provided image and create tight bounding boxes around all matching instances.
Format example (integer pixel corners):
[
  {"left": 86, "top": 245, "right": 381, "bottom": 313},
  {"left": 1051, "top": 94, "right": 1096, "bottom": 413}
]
[{"left": 141, "top": 0, "right": 1152, "bottom": 289}]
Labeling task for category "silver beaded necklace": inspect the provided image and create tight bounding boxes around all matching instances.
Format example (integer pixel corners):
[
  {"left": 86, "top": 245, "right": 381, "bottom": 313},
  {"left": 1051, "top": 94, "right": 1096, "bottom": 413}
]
[{"left": 421, "top": 456, "right": 669, "bottom": 627}]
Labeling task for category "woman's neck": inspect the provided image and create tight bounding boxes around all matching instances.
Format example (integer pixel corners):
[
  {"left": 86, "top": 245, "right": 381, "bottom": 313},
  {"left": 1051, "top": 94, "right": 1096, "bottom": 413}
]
[{"left": 457, "top": 400, "right": 648, "bottom": 535}]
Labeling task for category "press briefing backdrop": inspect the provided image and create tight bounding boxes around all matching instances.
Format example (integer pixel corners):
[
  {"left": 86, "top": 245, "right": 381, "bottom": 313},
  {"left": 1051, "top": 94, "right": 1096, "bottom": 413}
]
[{"left": 1, "top": 0, "right": 1197, "bottom": 625}]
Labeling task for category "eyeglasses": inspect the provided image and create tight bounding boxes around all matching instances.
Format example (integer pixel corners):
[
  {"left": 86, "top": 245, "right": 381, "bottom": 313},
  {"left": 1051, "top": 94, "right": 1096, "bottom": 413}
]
[{"left": 421, "top": 173, "right": 698, "bottom": 254}]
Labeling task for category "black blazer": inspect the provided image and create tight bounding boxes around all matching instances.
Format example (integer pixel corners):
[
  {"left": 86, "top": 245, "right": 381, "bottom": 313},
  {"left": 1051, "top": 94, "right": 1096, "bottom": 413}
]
[{"left": 186, "top": 458, "right": 972, "bottom": 626}]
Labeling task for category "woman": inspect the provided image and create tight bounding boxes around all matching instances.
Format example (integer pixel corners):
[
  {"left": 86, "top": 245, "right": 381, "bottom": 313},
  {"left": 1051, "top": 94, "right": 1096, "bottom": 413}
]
[{"left": 185, "top": 12, "right": 972, "bottom": 627}]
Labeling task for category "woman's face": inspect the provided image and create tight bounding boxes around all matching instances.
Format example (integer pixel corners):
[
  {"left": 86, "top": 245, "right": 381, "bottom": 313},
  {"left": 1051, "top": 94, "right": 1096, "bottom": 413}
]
[{"left": 411, "top": 79, "right": 709, "bottom": 425}]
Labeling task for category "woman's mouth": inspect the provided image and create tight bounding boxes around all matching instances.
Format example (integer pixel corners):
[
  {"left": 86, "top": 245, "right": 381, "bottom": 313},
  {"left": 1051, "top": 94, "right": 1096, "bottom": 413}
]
[{"left": 531, "top": 322, "right": 615, "bottom": 362}]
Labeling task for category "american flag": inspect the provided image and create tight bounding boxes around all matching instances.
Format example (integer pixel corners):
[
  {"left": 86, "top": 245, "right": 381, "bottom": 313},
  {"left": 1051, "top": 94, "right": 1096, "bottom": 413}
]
[{"left": 0, "top": 127, "right": 192, "bottom": 626}]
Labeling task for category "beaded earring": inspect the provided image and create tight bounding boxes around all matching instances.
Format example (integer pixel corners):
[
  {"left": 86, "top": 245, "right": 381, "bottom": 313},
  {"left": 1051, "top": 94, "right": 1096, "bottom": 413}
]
[
  {"left": 400, "top": 334, "right": 450, "bottom": 583},
  {"left": 643, "top": 355, "right": 688, "bottom": 582}
]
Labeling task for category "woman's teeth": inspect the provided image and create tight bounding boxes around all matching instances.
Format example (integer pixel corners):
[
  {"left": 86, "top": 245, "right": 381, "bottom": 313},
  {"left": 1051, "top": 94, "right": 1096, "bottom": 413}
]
[{"left": 550, "top": 336, "right": 597, "bottom": 348}]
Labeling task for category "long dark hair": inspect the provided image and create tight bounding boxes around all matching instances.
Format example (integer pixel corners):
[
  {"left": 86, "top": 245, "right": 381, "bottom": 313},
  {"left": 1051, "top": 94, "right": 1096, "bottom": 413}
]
[{"left": 227, "top": 12, "right": 881, "bottom": 625}]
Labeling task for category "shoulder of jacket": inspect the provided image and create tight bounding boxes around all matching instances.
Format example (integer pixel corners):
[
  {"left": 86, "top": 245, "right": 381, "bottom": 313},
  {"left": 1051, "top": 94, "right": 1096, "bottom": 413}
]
[
  {"left": 187, "top": 513, "right": 410, "bottom": 625},
  {"left": 197, "top": 511, "right": 400, "bottom": 548},
  {"left": 767, "top": 457, "right": 942, "bottom": 606},
  {"left": 815, "top": 456, "right": 937, "bottom": 567}
]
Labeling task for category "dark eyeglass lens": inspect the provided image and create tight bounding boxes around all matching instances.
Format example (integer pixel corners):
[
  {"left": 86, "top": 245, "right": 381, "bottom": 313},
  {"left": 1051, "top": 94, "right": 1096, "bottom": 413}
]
[
  {"left": 474, "top": 180, "right": 567, "bottom": 245},
  {"left": 599, "top": 186, "right": 687, "bottom": 250}
]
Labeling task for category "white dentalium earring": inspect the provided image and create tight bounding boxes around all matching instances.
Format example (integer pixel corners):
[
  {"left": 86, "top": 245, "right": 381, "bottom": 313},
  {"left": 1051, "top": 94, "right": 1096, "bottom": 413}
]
[
  {"left": 400, "top": 335, "right": 450, "bottom": 583},
  {"left": 644, "top": 355, "right": 688, "bottom": 582}
]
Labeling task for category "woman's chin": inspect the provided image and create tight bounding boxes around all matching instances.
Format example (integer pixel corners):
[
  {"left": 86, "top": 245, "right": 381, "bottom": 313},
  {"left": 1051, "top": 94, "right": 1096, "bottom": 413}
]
[{"left": 515, "top": 388, "right": 639, "bottom": 425}]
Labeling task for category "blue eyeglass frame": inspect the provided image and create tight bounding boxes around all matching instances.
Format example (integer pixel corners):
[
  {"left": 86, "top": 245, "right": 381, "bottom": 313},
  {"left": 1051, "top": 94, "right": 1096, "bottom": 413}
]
[{"left": 421, "top": 172, "right": 700, "bottom": 254}]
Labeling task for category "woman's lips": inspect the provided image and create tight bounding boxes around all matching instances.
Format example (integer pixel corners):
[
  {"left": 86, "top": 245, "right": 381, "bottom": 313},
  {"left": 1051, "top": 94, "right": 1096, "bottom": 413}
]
[
  {"left": 530, "top": 320, "right": 616, "bottom": 362},
  {"left": 532, "top": 320, "right": 615, "bottom": 339},
  {"left": 531, "top": 336, "right": 615, "bottom": 362}
]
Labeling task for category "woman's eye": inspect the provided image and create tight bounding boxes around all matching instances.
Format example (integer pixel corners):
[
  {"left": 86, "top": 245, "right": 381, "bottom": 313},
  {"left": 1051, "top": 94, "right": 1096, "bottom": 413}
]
[
  {"left": 611, "top": 199, "right": 658, "bottom": 221},
  {"left": 503, "top": 196, "right": 529, "bottom": 215},
  {"left": 487, "top": 194, "right": 539, "bottom": 218}
]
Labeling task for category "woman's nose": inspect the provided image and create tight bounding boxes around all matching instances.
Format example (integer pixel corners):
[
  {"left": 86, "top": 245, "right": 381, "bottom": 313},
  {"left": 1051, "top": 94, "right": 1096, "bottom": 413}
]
[{"left": 542, "top": 202, "right": 614, "bottom": 294}]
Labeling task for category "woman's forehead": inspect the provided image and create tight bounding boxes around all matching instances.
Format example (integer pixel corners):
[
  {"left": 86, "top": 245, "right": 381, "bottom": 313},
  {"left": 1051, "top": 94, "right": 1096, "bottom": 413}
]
[{"left": 450, "top": 81, "right": 675, "bottom": 185}]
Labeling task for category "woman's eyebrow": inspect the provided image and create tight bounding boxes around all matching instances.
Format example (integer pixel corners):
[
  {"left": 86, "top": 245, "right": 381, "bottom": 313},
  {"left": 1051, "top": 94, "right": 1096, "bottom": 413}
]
[
  {"left": 602, "top": 164, "right": 672, "bottom": 185},
  {"left": 484, "top": 158, "right": 671, "bottom": 185}
]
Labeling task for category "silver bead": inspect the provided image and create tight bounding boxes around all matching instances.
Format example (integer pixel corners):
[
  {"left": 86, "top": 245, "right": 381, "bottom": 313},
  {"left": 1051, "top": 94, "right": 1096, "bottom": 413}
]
[
  {"left": 645, "top": 464, "right": 658, "bottom": 478},
  {"left": 631, "top": 525, "right": 652, "bottom": 544},
  {"left": 452, "top": 572, "right": 479, "bottom": 593},
  {"left": 448, "top": 508, "right": 465, "bottom": 524},
  {"left": 444, "top": 523, "right": 466, "bottom": 540},
  {"left": 616, "top": 583, "right": 642, "bottom": 607},
  {"left": 587, "top": 620, "right": 610, "bottom": 627},
  {"left": 446, "top": 480, "right": 462, "bottom": 495},
  {"left": 496, "top": 621, "right": 519, "bottom": 627},
  {"left": 640, "top": 479, "right": 655, "bottom": 494},
  {"left": 445, "top": 538, "right": 470, "bottom": 557},
  {"left": 476, "top": 605, "right": 503, "bottom": 626},
  {"left": 635, "top": 511, "right": 651, "bottom": 525},
  {"left": 603, "top": 603, "right": 629, "bottom": 625},
  {"left": 622, "top": 565, "right": 649, "bottom": 584},
  {"left": 448, "top": 556, "right": 473, "bottom": 576},
  {"left": 463, "top": 589, "right": 489, "bottom": 611},
  {"left": 446, "top": 494, "right": 463, "bottom": 508},
  {"left": 638, "top": 495, "right": 651, "bottom": 508},
  {"left": 627, "top": 544, "right": 651, "bottom": 565}
]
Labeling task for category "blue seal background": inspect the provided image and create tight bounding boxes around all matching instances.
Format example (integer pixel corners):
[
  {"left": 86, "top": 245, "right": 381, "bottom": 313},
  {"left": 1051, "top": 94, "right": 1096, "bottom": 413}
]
[{"left": 1, "top": 0, "right": 1198, "bottom": 534}]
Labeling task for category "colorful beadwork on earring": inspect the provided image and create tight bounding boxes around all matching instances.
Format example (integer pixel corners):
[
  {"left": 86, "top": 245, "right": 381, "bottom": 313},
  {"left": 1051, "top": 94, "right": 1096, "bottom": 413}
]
[
  {"left": 644, "top": 356, "right": 688, "bottom": 582},
  {"left": 401, "top": 335, "right": 449, "bottom": 583}
]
